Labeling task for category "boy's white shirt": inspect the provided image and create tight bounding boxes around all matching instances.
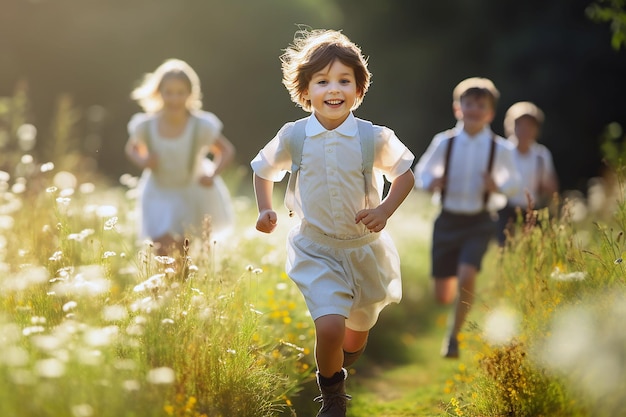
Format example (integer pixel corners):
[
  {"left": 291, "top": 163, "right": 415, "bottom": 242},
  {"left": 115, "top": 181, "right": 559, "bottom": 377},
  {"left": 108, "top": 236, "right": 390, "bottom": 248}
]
[
  {"left": 413, "top": 120, "right": 464, "bottom": 189},
  {"left": 251, "top": 113, "right": 414, "bottom": 239},
  {"left": 507, "top": 140, "right": 557, "bottom": 207},
  {"left": 416, "top": 126, "right": 521, "bottom": 214}
]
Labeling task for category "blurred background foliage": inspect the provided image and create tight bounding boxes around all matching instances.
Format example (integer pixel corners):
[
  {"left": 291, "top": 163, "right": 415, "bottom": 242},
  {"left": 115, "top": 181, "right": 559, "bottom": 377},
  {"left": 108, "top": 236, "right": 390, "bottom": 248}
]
[{"left": 1, "top": 0, "right": 625, "bottom": 193}]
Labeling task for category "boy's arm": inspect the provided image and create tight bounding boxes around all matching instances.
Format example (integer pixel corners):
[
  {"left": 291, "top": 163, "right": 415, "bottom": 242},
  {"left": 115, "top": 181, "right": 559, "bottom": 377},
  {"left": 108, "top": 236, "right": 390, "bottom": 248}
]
[
  {"left": 253, "top": 173, "right": 278, "bottom": 233},
  {"left": 379, "top": 169, "right": 415, "bottom": 217},
  {"left": 355, "top": 169, "right": 415, "bottom": 232}
]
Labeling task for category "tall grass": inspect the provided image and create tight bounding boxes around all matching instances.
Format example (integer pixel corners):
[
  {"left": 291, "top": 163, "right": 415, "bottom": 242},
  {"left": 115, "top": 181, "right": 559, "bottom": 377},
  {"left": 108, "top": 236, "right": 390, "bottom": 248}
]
[
  {"left": 444, "top": 182, "right": 626, "bottom": 416},
  {"left": 0, "top": 88, "right": 315, "bottom": 417}
]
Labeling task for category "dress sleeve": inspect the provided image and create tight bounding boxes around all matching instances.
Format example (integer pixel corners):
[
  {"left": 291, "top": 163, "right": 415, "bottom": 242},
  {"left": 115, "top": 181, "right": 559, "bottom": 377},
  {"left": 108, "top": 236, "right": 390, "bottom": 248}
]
[
  {"left": 194, "top": 110, "right": 224, "bottom": 147},
  {"left": 372, "top": 126, "right": 415, "bottom": 182},
  {"left": 250, "top": 122, "right": 295, "bottom": 182},
  {"left": 127, "top": 112, "right": 151, "bottom": 145}
]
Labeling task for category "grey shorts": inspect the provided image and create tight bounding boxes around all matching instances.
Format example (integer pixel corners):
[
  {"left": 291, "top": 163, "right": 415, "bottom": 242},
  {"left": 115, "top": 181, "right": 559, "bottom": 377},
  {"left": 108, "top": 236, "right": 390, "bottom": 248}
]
[
  {"left": 431, "top": 210, "right": 496, "bottom": 278},
  {"left": 286, "top": 222, "right": 402, "bottom": 332}
]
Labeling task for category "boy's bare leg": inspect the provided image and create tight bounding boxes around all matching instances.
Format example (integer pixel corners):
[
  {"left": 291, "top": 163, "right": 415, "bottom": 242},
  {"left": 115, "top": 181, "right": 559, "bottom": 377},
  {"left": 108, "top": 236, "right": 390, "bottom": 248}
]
[
  {"left": 435, "top": 264, "right": 477, "bottom": 357},
  {"left": 451, "top": 263, "right": 477, "bottom": 337},
  {"left": 314, "top": 314, "right": 346, "bottom": 377},
  {"left": 343, "top": 328, "right": 369, "bottom": 367}
]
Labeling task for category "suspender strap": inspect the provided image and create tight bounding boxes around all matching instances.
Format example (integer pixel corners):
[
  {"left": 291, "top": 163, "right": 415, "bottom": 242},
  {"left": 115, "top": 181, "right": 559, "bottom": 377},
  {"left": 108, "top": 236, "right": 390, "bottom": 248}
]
[
  {"left": 284, "top": 118, "right": 308, "bottom": 216},
  {"left": 284, "top": 117, "right": 376, "bottom": 216},
  {"left": 356, "top": 118, "right": 376, "bottom": 209},
  {"left": 483, "top": 133, "right": 497, "bottom": 207},
  {"left": 441, "top": 133, "right": 497, "bottom": 209},
  {"left": 440, "top": 135, "right": 455, "bottom": 205}
]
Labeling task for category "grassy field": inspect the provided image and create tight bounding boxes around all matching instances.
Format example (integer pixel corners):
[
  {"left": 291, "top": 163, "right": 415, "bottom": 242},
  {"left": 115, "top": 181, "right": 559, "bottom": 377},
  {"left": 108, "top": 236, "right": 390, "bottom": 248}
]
[{"left": 0, "top": 96, "right": 625, "bottom": 416}]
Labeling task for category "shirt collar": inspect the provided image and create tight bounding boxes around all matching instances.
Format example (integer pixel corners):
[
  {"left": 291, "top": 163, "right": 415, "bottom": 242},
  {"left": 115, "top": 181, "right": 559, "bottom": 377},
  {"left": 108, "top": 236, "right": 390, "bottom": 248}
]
[
  {"left": 458, "top": 125, "right": 492, "bottom": 143},
  {"left": 305, "top": 113, "right": 358, "bottom": 138}
]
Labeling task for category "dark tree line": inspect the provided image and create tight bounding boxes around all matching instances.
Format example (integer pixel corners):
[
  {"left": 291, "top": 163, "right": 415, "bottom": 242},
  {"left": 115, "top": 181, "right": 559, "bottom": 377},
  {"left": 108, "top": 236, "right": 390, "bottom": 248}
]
[{"left": 1, "top": 0, "right": 625, "bottom": 192}]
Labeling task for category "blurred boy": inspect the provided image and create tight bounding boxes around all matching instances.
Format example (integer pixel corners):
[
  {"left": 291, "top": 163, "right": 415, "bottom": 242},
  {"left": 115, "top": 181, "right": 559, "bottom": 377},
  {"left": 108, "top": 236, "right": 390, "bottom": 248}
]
[{"left": 415, "top": 77, "right": 521, "bottom": 358}]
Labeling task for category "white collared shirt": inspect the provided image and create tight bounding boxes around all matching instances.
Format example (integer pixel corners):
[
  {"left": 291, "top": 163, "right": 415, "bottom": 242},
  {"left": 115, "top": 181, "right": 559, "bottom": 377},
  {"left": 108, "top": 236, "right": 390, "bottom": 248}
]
[
  {"left": 508, "top": 141, "right": 556, "bottom": 207},
  {"left": 416, "top": 126, "right": 521, "bottom": 214},
  {"left": 251, "top": 113, "right": 414, "bottom": 238}
]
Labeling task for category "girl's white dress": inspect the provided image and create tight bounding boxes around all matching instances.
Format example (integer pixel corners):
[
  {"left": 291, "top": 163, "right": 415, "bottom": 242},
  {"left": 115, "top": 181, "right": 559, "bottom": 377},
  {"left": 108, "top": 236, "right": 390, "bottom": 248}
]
[{"left": 127, "top": 111, "right": 235, "bottom": 241}]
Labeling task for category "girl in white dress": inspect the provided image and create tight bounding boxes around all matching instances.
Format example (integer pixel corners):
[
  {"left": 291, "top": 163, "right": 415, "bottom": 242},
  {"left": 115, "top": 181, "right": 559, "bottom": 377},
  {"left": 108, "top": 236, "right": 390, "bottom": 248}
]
[{"left": 125, "top": 59, "right": 236, "bottom": 255}]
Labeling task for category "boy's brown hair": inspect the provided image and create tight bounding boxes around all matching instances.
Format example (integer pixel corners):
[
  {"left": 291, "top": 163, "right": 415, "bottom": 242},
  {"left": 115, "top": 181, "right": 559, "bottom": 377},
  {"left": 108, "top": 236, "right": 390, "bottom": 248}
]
[
  {"left": 280, "top": 29, "right": 371, "bottom": 112},
  {"left": 452, "top": 77, "right": 500, "bottom": 109}
]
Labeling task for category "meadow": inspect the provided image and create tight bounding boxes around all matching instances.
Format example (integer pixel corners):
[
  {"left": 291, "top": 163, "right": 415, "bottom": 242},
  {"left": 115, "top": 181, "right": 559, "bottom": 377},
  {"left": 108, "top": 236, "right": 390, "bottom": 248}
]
[{"left": 0, "top": 93, "right": 625, "bottom": 417}]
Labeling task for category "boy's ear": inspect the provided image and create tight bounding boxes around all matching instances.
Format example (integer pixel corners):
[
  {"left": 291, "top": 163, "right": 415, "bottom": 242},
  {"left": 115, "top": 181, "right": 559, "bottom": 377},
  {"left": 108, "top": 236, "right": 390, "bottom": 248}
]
[{"left": 302, "top": 89, "right": 310, "bottom": 101}]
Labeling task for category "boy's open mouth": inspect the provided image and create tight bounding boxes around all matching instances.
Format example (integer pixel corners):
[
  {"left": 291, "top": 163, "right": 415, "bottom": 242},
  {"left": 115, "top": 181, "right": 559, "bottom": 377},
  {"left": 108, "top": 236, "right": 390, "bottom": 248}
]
[{"left": 325, "top": 99, "right": 344, "bottom": 105}]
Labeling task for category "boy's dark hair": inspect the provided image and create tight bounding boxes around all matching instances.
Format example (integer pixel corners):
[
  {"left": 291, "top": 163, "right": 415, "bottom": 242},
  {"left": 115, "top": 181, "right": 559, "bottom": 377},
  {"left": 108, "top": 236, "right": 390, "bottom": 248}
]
[
  {"left": 453, "top": 77, "right": 500, "bottom": 109},
  {"left": 281, "top": 29, "right": 371, "bottom": 112}
]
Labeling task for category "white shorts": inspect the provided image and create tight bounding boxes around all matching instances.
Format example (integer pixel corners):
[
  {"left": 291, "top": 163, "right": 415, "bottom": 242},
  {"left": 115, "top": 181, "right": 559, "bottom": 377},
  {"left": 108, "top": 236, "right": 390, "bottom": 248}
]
[{"left": 286, "top": 222, "right": 402, "bottom": 332}]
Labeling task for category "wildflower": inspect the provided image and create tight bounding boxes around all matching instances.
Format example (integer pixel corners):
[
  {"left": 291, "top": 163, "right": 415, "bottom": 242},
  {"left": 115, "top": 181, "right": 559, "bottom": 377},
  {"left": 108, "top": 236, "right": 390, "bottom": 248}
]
[
  {"left": 12, "top": 182, "right": 26, "bottom": 194},
  {"left": 35, "top": 358, "right": 65, "bottom": 378},
  {"left": 71, "top": 404, "right": 94, "bottom": 417},
  {"left": 84, "top": 326, "right": 119, "bottom": 347},
  {"left": 56, "top": 197, "right": 71, "bottom": 206},
  {"left": 102, "top": 251, "right": 116, "bottom": 259},
  {"left": 2, "top": 346, "right": 29, "bottom": 367},
  {"left": 63, "top": 301, "right": 78, "bottom": 312},
  {"left": 96, "top": 205, "right": 118, "bottom": 218},
  {"left": 79, "top": 183, "right": 95, "bottom": 194},
  {"left": 40, "top": 162, "right": 55, "bottom": 173},
  {"left": 133, "top": 274, "right": 166, "bottom": 292},
  {"left": 483, "top": 307, "right": 520, "bottom": 346},
  {"left": 550, "top": 268, "right": 587, "bottom": 281},
  {"left": 53, "top": 171, "right": 77, "bottom": 190},
  {"left": 123, "top": 380, "right": 141, "bottom": 391},
  {"left": 102, "top": 305, "right": 128, "bottom": 322},
  {"left": 146, "top": 367, "right": 175, "bottom": 384},
  {"left": 154, "top": 255, "right": 175, "bottom": 265},
  {"left": 103, "top": 217, "right": 118, "bottom": 230}
]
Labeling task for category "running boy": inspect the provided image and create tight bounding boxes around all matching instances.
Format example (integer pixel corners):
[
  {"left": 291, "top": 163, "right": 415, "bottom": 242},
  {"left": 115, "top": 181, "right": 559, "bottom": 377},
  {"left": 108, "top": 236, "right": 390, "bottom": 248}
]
[
  {"left": 496, "top": 101, "right": 559, "bottom": 245},
  {"left": 415, "top": 77, "right": 521, "bottom": 358},
  {"left": 251, "top": 29, "right": 414, "bottom": 416}
]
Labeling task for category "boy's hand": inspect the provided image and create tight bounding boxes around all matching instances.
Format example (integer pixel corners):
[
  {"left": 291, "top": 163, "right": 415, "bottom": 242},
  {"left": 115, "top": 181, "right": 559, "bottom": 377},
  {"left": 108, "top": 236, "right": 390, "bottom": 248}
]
[
  {"left": 256, "top": 209, "right": 278, "bottom": 233},
  {"left": 428, "top": 176, "right": 446, "bottom": 192},
  {"left": 355, "top": 207, "right": 388, "bottom": 233},
  {"left": 482, "top": 172, "right": 498, "bottom": 193},
  {"left": 143, "top": 153, "right": 159, "bottom": 170},
  {"left": 199, "top": 175, "right": 214, "bottom": 187}
]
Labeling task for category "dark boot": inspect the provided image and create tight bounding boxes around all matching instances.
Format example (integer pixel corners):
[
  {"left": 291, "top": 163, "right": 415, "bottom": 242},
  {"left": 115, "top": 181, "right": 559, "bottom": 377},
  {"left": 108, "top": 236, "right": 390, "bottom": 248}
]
[
  {"left": 441, "top": 334, "right": 459, "bottom": 359},
  {"left": 314, "top": 369, "right": 351, "bottom": 417}
]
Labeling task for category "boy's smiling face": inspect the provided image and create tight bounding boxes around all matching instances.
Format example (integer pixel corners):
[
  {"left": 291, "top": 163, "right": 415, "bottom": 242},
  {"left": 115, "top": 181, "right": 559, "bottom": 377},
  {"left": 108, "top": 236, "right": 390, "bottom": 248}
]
[
  {"left": 303, "top": 59, "right": 361, "bottom": 130},
  {"left": 460, "top": 94, "right": 495, "bottom": 135}
]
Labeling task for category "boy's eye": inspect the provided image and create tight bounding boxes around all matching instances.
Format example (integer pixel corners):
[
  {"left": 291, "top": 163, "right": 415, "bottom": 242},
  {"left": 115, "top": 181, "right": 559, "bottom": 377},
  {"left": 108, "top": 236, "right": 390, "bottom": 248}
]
[
  {"left": 317, "top": 80, "right": 328, "bottom": 85},
  {"left": 340, "top": 79, "right": 351, "bottom": 84}
]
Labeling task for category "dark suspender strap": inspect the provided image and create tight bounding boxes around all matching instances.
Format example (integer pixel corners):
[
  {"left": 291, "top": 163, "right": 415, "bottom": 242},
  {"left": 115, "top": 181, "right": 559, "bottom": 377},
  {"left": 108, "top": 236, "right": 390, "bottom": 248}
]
[
  {"left": 483, "top": 133, "right": 497, "bottom": 207},
  {"left": 536, "top": 153, "right": 544, "bottom": 197},
  {"left": 440, "top": 136, "right": 455, "bottom": 205}
]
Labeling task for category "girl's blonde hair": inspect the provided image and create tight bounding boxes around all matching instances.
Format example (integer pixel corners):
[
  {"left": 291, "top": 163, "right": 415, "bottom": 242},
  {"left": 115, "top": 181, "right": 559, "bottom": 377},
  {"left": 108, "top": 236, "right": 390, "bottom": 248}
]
[
  {"left": 280, "top": 29, "right": 371, "bottom": 112},
  {"left": 131, "top": 59, "right": 203, "bottom": 113}
]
